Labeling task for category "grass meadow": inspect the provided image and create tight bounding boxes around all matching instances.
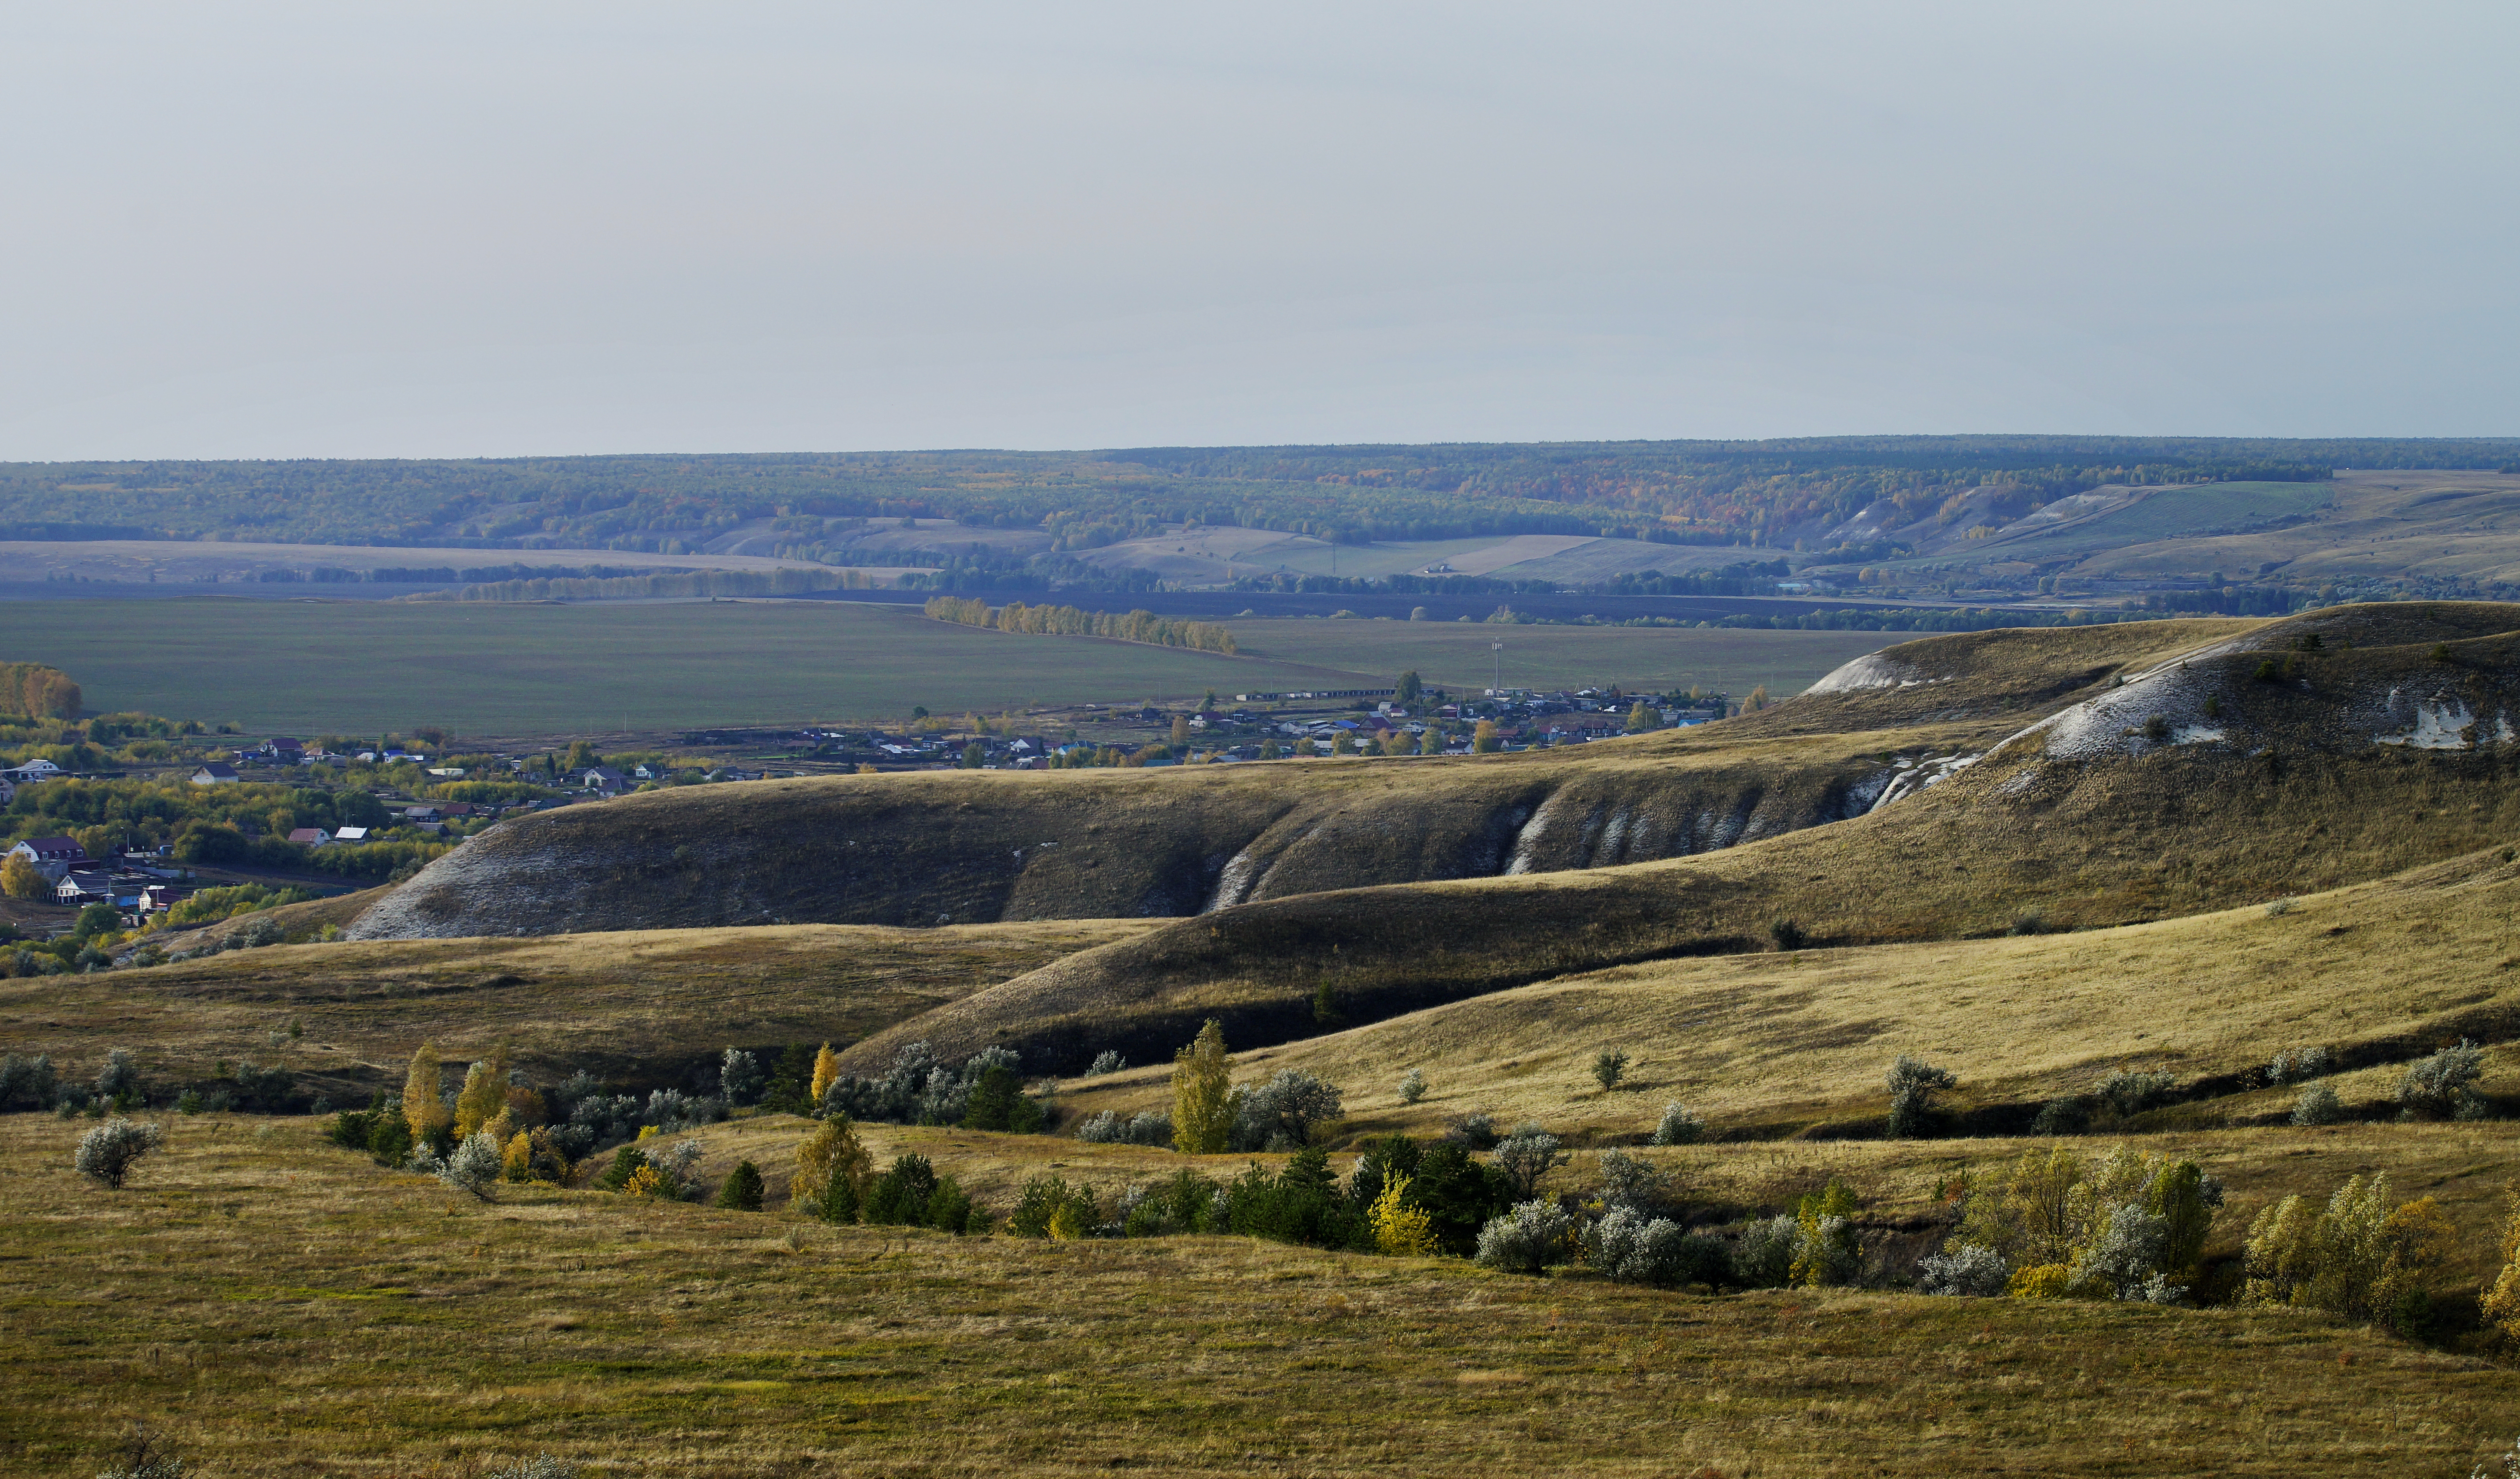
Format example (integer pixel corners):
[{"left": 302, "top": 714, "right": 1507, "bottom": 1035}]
[
  {"left": 0, "top": 598, "right": 1887, "bottom": 737},
  {"left": 6, "top": 1112, "right": 2517, "bottom": 1478}
]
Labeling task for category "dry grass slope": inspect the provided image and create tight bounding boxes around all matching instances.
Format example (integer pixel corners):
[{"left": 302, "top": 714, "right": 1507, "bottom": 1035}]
[
  {"left": 3, "top": 1113, "right": 2515, "bottom": 1478},
  {"left": 840, "top": 603, "right": 2520, "bottom": 1073},
  {"left": 0, "top": 919, "right": 1152, "bottom": 1103}
]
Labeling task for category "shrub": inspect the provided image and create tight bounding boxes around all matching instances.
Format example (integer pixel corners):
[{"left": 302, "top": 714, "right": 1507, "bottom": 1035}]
[
  {"left": 1791, "top": 1180, "right": 1862, "bottom": 1287},
  {"left": 1729, "top": 1214, "right": 1800, "bottom": 1288},
  {"left": 714, "top": 1159, "right": 765, "bottom": 1211},
  {"left": 1491, "top": 1128, "right": 1566, "bottom": 1201},
  {"left": 2400, "top": 1039, "right": 2487, "bottom": 1121},
  {"left": 2097, "top": 1069, "right": 2177, "bottom": 1118},
  {"left": 2030, "top": 1094, "right": 2093, "bottom": 1135},
  {"left": 1474, "top": 1198, "right": 1575, "bottom": 1273},
  {"left": 1086, "top": 1050, "right": 1127, "bottom": 1077},
  {"left": 1369, "top": 1174, "right": 1438, "bottom": 1256},
  {"left": 1649, "top": 1101, "right": 1704, "bottom": 1146},
  {"left": 0, "top": 1051, "right": 56, "bottom": 1108},
  {"left": 2264, "top": 895, "right": 2298, "bottom": 918},
  {"left": 96, "top": 1425, "right": 188, "bottom": 1479},
  {"left": 1231, "top": 1068, "right": 1343, "bottom": 1151},
  {"left": 174, "top": 1090, "right": 204, "bottom": 1115},
  {"left": 718, "top": 1048, "right": 763, "bottom": 1106},
  {"left": 2075, "top": 1203, "right": 2175, "bottom": 1300},
  {"left": 364, "top": 1112, "right": 414, "bottom": 1166},
  {"left": 1441, "top": 1112, "right": 1497, "bottom": 1150},
  {"left": 1591, "top": 1049, "right": 1628, "bottom": 1090},
  {"left": 93, "top": 1048, "right": 140, "bottom": 1106},
  {"left": 75, "top": 1118, "right": 164, "bottom": 1188},
  {"left": 1586, "top": 1207, "right": 1724, "bottom": 1286},
  {"left": 1593, "top": 1148, "right": 1673, "bottom": 1211},
  {"left": 484, "top": 1458, "right": 576, "bottom": 1479},
  {"left": 1885, "top": 1055, "right": 1957, "bottom": 1138},
  {"left": 1397, "top": 1067, "right": 1427, "bottom": 1105},
  {"left": 640, "top": 1139, "right": 705, "bottom": 1201},
  {"left": 1770, "top": 918, "right": 1806, "bottom": 951},
  {"left": 1916, "top": 1243, "right": 2009, "bottom": 1297},
  {"left": 1010, "top": 1176, "right": 1100, "bottom": 1239},
  {"left": 2008, "top": 1263, "right": 2072, "bottom": 1298},
  {"left": 437, "top": 1131, "right": 503, "bottom": 1201},
  {"left": 2268, "top": 1045, "right": 2332, "bottom": 1083},
  {"left": 2291, "top": 1083, "right": 2345, "bottom": 1126},
  {"left": 642, "top": 1087, "right": 725, "bottom": 1134}
]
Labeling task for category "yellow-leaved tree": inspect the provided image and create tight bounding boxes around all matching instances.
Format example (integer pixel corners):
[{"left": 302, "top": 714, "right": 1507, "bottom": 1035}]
[
  {"left": 1370, "top": 1174, "right": 1436, "bottom": 1256},
  {"left": 809, "top": 1043, "right": 841, "bottom": 1110},
  {"left": 2482, "top": 1190, "right": 2520, "bottom": 1343},
  {"left": 792, "top": 1115, "right": 873, "bottom": 1221},
  {"left": 1171, "top": 1018, "right": 1233, "bottom": 1155},
  {"left": 452, "top": 1044, "right": 511, "bottom": 1137},
  {"left": 402, "top": 1042, "right": 452, "bottom": 1146},
  {"left": 0, "top": 854, "right": 44, "bottom": 900}
]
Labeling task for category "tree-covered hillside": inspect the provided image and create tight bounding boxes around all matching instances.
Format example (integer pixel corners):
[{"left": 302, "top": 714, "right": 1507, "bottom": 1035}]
[{"left": 6, "top": 437, "right": 2514, "bottom": 557}]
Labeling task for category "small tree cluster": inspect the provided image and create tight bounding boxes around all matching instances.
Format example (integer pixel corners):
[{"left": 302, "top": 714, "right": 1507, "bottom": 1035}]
[
  {"left": 1944, "top": 1144, "right": 2223, "bottom": 1302},
  {"left": 2243, "top": 1172, "right": 2453, "bottom": 1333},
  {"left": 1231, "top": 1069, "right": 1343, "bottom": 1151},
  {"left": 2482, "top": 1191, "right": 2520, "bottom": 1347},
  {"left": 824, "top": 1043, "right": 1039, "bottom": 1130},
  {"left": 791, "top": 1115, "right": 874, "bottom": 1222},
  {"left": 860, "top": 1153, "right": 979, "bottom": 1232},
  {"left": 1170, "top": 1020, "right": 1234, "bottom": 1154},
  {"left": 1009, "top": 1176, "right": 1102, "bottom": 1239},
  {"left": 1085, "top": 1050, "right": 1127, "bottom": 1077},
  {"left": 1491, "top": 1125, "right": 1567, "bottom": 1200},
  {"left": 1473, "top": 1199, "right": 1575, "bottom": 1273},
  {"left": 0, "top": 1051, "right": 57, "bottom": 1109}
]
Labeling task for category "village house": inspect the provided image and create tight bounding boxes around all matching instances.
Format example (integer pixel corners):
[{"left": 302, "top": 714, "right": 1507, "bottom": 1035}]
[
  {"left": 333, "top": 826, "right": 370, "bottom": 843},
  {"left": 7, "top": 835, "right": 89, "bottom": 881},
  {"left": 581, "top": 766, "right": 627, "bottom": 794},
  {"left": 5, "top": 757, "right": 63, "bottom": 783},
  {"left": 286, "top": 827, "right": 333, "bottom": 847},
  {"left": 256, "top": 736, "right": 306, "bottom": 763},
  {"left": 190, "top": 762, "right": 241, "bottom": 786}
]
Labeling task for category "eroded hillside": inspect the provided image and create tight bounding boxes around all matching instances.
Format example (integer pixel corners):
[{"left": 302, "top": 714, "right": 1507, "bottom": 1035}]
[
  {"left": 838, "top": 602, "right": 2520, "bottom": 1073},
  {"left": 349, "top": 619, "right": 2249, "bottom": 940}
]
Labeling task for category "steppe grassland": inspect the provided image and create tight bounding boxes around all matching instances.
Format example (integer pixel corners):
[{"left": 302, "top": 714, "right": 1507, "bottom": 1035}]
[
  {"left": 0, "top": 920, "right": 1155, "bottom": 1101},
  {"left": 1052, "top": 848, "right": 2520, "bottom": 1141},
  {"left": 1224, "top": 618, "right": 1888, "bottom": 699},
  {"left": 5, "top": 1114, "right": 2515, "bottom": 1479}
]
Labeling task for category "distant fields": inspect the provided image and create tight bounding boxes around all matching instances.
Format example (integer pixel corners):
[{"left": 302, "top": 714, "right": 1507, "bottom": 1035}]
[
  {"left": 1225, "top": 618, "right": 1885, "bottom": 697},
  {"left": 0, "top": 598, "right": 1890, "bottom": 735}
]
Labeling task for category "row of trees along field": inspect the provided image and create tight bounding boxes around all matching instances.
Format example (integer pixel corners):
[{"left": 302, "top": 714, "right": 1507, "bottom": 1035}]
[
  {"left": 923, "top": 595, "right": 1238, "bottom": 653},
  {"left": 11, "top": 437, "right": 2512, "bottom": 553}
]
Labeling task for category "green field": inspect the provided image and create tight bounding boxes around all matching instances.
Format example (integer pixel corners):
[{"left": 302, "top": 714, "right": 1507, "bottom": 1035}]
[
  {"left": 0, "top": 600, "right": 1891, "bottom": 736},
  {"left": 1227, "top": 618, "right": 1885, "bottom": 697}
]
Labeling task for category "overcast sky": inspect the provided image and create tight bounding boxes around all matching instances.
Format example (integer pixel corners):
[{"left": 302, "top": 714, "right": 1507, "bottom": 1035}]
[{"left": 4, "top": 3, "right": 2514, "bottom": 458}]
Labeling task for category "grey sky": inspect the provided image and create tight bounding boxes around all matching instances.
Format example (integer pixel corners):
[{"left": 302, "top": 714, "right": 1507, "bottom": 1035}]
[{"left": 5, "top": 3, "right": 2513, "bottom": 457}]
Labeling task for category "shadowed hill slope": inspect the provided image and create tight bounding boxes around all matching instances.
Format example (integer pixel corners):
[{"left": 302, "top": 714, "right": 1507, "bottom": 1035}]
[
  {"left": 839, "top": 602, "right": 2520, "bottom": 1074},
  {"left": 2, "top": 919, "right": 1152, "bottom": 1106},
  {"left": 1053, "top": 841, "right": 2520, "bottom": 1143},
  {"left": 349, "top": 618, "right": 2253, "bottom": 941}
]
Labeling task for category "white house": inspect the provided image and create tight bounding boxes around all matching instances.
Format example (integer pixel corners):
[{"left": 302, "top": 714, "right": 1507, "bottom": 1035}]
[
  {"left": 5, "top": 758, "right": 62, "bottom": 783},
  {"left": 190, "top": 763, "right": 241, "bottom": 786},
  {"left": 286, "top": 827, "right": 333, "bottom": 847}
]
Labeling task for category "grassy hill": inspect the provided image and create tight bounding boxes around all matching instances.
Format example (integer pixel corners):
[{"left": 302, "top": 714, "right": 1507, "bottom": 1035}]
[
  {"left": 4, "top": 1112, "right": 2514, "bottom": 1478},
  {"left": 837, "top": 603, "right": 2520, "bottom": 1073},
  {"left": 1, "top": 920, "right": 1151, "bottom": 1106}
]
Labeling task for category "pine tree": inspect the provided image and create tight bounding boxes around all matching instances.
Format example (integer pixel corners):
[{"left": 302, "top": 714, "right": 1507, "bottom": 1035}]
[
  {"left": 1171, "top": 1019, "right": 1233, "bottom": 1155},
  {"left": 402, "top": 1042, "right": 451, "bottom": 1146},
  {"left": 452, "top": 1044, "right": 510, "bottom": 1137},
  {"left": 809, "top": 1043, "right": 840, "bottom": 1110},
  {"left": 715, "top": 1159, "right": 766, "bottom": 1211}
]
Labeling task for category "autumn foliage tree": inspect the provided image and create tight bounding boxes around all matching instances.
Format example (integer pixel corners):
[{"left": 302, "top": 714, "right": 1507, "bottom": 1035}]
[
  {"left": 453, "top": 1045, "right": 511, "bottom": 1137},
  {"left": 1171, "top": 1019, "right": 1234, "bottom": 1155},
  {"left": 402, "top": 1043, "right": 452, "bottom": 1147}
]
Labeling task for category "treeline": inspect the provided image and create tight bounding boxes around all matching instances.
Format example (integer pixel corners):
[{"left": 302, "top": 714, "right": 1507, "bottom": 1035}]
[
  {"left": 259, "top": 561, "right": 732, "bottom": 585},
  {"left": 923, "top": 596, "right": 1238, "bottom": 654},
  {"left": 0, "top": 664, "right": 80, "bottom": 721},
  {"left": 428, "top": 567, "right": 888, "bottom": 603}
]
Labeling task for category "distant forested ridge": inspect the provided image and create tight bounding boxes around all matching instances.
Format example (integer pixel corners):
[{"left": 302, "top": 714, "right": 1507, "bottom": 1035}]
[{"left": 2, "top": 436, "right": 2514, "bottom": 556}]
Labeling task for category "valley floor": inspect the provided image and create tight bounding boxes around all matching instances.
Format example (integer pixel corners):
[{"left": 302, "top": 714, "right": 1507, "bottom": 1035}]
[{"left": 5, "top": 1114, "right": 2517, "bottom": 1478}]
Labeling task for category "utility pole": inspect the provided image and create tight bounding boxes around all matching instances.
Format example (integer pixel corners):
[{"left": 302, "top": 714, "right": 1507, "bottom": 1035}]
[{"left": 1492, "top": 640, "right": 1503, "bottom": 695}]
